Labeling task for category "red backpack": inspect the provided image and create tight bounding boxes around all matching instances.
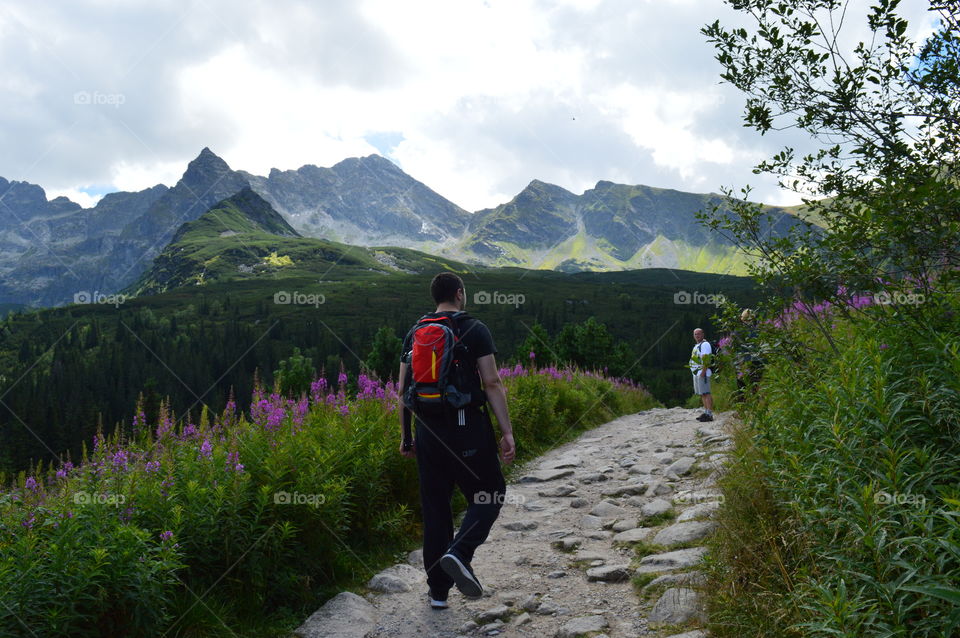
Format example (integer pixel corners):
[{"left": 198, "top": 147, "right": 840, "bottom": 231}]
[{"left": 402, "top": 311, "right": 484, "bottom": 422}]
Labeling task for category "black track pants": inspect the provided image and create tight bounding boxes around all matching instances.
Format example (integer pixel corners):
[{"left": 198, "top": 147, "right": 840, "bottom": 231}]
[{"left": 414, "top": 407, "right": 506, "bottom": 594}]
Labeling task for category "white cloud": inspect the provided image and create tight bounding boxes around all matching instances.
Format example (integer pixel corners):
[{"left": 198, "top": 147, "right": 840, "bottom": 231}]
[
  {"left": 0, "top": 0, "right": 945, "bottom": 215},
  {"left": 46, "top": 187, "right": 101, "bottom": 209}
]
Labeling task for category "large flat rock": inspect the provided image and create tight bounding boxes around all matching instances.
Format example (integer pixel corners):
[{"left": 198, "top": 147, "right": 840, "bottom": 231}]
[
  {"left": 612, "top": 527, "right": 653, "bottom": 544},
  {"left": 366, "top": 563, "right": 422, "bottom": 593},
  {"left": 652, "top": 521, "right": 717, "bottom": 547},
  {"left": 519, "top": 468, "right": 576, "bottom": 483},
  {"left": 556, "top": 614, "right": 609, "bottom": 637},
  {"left": 648, "top": 587, "right": 704, "bottom": 626},
  {"left": 294, "top": 591, "right": 377, "bottom": 638},
  {"left": 635, "top": 547, "right": 708, "bottom": 573}
]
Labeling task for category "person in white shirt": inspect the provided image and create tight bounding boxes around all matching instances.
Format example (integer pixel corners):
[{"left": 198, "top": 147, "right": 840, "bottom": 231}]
[{"left": 689, "top": 328, "right": 714, "bottom": 422}]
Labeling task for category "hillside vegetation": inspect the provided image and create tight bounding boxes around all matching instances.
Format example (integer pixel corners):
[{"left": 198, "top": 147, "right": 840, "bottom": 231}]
[{"left": 0, "top": 365, "right": 656, "bottom": 637}]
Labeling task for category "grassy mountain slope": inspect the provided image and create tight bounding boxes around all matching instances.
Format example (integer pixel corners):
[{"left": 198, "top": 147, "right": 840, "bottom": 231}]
[{"left": 127, "top": 188, "right": 481, "bottom": 296}]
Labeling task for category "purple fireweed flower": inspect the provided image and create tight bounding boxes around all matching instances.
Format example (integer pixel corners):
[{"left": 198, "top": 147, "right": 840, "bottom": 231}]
[
  {"left": 56, "top": 461, "right": 74, "bottom": 479},
  {"left": 263, "top": 406, "right": 287, "bottom": 432},
  {"left": 160, "top": 530, "right": 174, "bottom": 542},
  {"left": 155, "top": 413, "right": 173, "bottom": 439},
  {"left": 293, "top": 396, "right": 308, "bottom": 429},
  {"left": 529, "top": 350, "right": 536, "bottom": 360},
  {"left": 22, "top": 515, "right": 35, "bottom": 529},
  {"left": 199, "top": 439, "right": 213, "bottom": 460},
  {"left": 338, "top": 404, "right": 349, "bottom": 416},
  {"left": 338, "top": 370, "right": 348, "bottom": 387},
  {"left": 181, "top": 423, "right": 199, "bottom": 440},
  {"left": 251, "top": 398, "right": 271, "bottom": 425},
  {"left": 145, "top": 460, "right": 161, "bottom": 473},
  {"left": 132, "top": 410, "right": 146, "bottom": 435},
  {"left": 111, "top": 449, "right": 129, "bottom": 470},
  {"left": 221, "top": 398, "right": 237, "bottom": 429},
  {"left": 24, "top": 477, "right": 38, "bottom": 491}
]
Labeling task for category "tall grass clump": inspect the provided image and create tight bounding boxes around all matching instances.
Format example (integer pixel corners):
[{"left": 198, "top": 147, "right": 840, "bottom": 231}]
[
  {"left": 705, "top": 294, "right": 960, "bottom": 638},
  {"left": 0, "top": 363, "right": 656, "bottom": 637}
]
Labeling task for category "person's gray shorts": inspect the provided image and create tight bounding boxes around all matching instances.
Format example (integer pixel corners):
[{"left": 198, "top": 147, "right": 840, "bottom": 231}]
[{"left": 692, "top": 374, "right": 711, "bottom": 395}]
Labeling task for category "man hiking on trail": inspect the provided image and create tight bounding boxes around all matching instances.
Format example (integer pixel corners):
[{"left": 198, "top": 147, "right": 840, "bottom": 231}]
[
  {"left": 398, "top": 272, "right": 516, "bottom": 610},
  {"left": 690, "top": 327, "right": 714, "bottom": 422}
]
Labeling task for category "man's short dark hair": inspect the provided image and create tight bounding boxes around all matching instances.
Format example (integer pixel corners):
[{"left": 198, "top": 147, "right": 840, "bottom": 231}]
[{"left": 431, "top": 272, "right": 464, "bottom": 304}]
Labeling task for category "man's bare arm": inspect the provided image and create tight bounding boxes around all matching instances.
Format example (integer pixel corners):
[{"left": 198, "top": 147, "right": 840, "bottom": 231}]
[
  {"left": 477, "top": 354, "right": 515, "bottom": 464},
  {"left": 398, "top": 361, "right": 415, "bottom": 457}
]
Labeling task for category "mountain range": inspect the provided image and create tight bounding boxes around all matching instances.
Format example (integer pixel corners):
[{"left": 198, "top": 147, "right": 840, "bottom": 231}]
[{"left": 0, "top": 148, "right": 802, "bottom": 306}]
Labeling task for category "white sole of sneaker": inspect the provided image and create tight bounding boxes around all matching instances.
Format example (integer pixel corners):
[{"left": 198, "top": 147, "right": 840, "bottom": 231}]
[
  {"left": 429, "top": 599, "right": 448, "bottom": 609},
  {"left": 439, "top": 553, "right": 482, "bottom": 599}
]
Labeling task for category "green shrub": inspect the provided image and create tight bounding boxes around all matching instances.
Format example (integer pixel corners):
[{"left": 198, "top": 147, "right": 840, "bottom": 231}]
[
  {"left": 706, "top": 300, "right": 960, "bottom": 638},
  {"left": 0, "top": 365, "right": 657, "bottom": 636}
]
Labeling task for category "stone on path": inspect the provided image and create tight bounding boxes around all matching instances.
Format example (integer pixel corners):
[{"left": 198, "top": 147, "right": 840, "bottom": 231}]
[
  {"left": 628, "top": 463, "right": 660, "bottom": 475},
  {"left": 645, "top": 481, "right": 674, "bottom": 497},
  {"left": 664, "top": 456, "right": 697, "bottom": 478},
  {"left": 513, "top": 611, "right": 532, "bottom": 626},
  {"left": 476, "top": 604, "right": 511, "bottom": 623},
  {"left": 676, "top": 501, "right": 720, "bottom": 522},
  {"left": 570, "top": 497, "right": 589, "bottom": 508},
  {"left": 521, "top": 593, "right": 541, "bottom": 612},
  {"left": 503, "top": 520, "right": 538, "bottom": 531},
  {"left": 648, "top": 587, "right": 704, "bottom": 626},
  {"left": 640, "top": 498, "right": 673, "bottom": 519},
  {"left": 585, "top": 564, "right": 632, "bottom": 582},
  {"left": 293, "top": 592, "right": 377, "bottom": 638},
  {"left": 541, "top": 456, "right": 582, "bottom": 470},
  {"left": 612, "top": 527, "right": 652, "bottom": 544},
  {"left": 538, "top": 484, "right": 578, "bottom": 497},
  {"left": 663, "top": 632, "right": 707, "bottom": 638},
  {"left": 590, "top": 500, "right": 628, "bottom": 518},
  {"left": 406, "top": 548, "right": 422, "bottom": 566},
  {"left": 366, "top": 564, "right": 422, "bottom": 593},
  {"left": 652, "top": 521, "right": 717, "bottom": 547},
  {"left": 673, "top": 489, "right": 723, "bottom": 506},
  {"left": 520, "top": 468, "right": 575, "bottom": 483},
  {"left": 643, "top": 571, "right": 707, "bottom": 591},
  {"left": 635, "top": 547, "right": 708, "bottom": 573},
  {"left": 612, "top": 518, "right": 637, "bottom": 532},
  {"left": 601, "top": 481, "right": 647, "bottom": 497},
  {"left": 556, "top": 615, "right": 609, "bottom": 638}
]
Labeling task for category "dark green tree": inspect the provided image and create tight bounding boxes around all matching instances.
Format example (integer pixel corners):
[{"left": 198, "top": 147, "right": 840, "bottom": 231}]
[
  {"left": 516, "top": 322, "right": 554, "bottom": 366},
  {"left": 701, "top": 0, "right": 960, "bottom": 341},
  {"left": 365, "top": 326, "right": 402, "bottom": 381},
  {"left": 274, "top": 347, "right": 315, "bottom": 397}
]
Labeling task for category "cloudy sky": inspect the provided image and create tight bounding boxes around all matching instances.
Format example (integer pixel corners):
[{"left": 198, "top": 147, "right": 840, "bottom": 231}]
[{"left": 0, "top": 0, "right": 939, "bottom": 211}]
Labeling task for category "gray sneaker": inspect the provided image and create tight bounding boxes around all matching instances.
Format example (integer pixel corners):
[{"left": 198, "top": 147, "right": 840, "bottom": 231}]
[{"left": 440, "top": 553, "right": 483, "bottom": 599}]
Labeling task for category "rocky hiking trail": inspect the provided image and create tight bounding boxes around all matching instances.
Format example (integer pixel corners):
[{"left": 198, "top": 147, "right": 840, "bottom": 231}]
[{"left": 294, "top": 407, "right": 732, "bottom": 638}]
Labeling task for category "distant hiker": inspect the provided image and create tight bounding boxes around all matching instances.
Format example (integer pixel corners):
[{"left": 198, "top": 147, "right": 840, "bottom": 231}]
[
  {"left": 690, "top": 327, "right": 714, "bottom": 421},
  {"left": 398, "top": 272, "right": 516, "bottom": 610},
  {"left": 732, "top": 308, "right": 764, "bottom": 401}
]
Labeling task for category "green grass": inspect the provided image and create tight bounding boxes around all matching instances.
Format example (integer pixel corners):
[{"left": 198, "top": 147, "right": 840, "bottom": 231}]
[{"left": 703, "top": 295, "right": 960, "bottom": 637}]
